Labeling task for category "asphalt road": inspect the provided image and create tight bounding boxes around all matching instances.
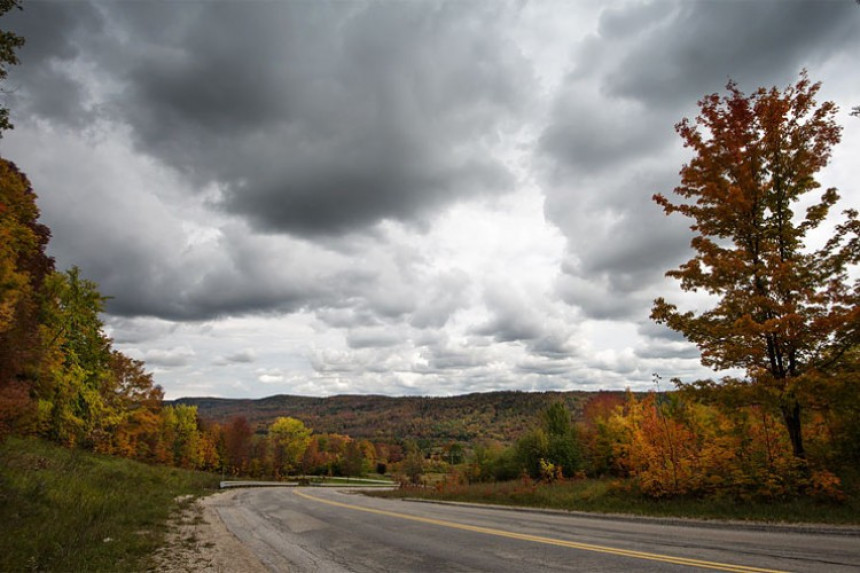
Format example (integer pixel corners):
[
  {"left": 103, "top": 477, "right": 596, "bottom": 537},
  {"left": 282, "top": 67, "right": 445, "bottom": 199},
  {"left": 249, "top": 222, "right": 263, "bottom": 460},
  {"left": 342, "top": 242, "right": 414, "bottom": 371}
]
[{"left": 209, "top": 487, "right": 860, "bottom": 572}]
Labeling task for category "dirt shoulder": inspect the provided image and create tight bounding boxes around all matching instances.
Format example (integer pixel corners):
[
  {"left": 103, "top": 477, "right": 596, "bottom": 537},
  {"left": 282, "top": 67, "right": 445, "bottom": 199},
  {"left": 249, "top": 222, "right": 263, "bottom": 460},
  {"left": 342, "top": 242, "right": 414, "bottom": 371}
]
[{"left": 151, "top": 490, "right": 268, "bottom": 572}]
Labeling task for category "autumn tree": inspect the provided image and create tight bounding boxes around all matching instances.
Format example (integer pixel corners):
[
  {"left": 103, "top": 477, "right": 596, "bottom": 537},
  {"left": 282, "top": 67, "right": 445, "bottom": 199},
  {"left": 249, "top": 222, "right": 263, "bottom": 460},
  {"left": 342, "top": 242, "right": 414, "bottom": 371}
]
[
  {"left": 580, "top": 392, "right": 626, "bottom": 476},
  {"left": 0, "top": 159, "right": 52, "bottom": 438},
  {"left": 157, "top": 404, "right": 205, "bottom": 468},
  {"left": 223, "top": 416, "right": 254, "bottom": 475},
  {"left": 652, "top": 71, "right": 859, "bottom": 460},
  {"left": 269, "top": 416, "right": 312, "bottom": 477},
  {"left": 106, "top": 351, "right": 164, "bottom": 458}
]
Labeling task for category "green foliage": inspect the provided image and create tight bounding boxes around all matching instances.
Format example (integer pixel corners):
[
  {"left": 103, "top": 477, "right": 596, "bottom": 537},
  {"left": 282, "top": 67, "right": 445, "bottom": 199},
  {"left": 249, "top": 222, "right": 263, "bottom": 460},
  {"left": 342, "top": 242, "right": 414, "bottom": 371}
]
[
  {"left": 0, "top": 436, "right": 219, "bottom": 572},
  {"left": 514, "top": 401, "right": 583, "bottom": 479},
  {"left": 543, "top": 401, "right": 583, "bottom": 477},
  {"left": 514, "top": 427, "right": 548, "bottom": 479},
  {"left": 343, "top": 439, "right": 364, "bottom": 477},
  {"left": 401, "top": 441, "right": 425, "bottom": 485},
  {"left": 35, "top": 268, "right": 119, "bottom": 448}
]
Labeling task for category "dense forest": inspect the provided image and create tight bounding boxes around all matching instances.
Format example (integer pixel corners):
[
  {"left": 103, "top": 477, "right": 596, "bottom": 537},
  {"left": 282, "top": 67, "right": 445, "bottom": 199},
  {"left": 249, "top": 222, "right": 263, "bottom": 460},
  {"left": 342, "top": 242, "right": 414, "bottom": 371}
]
[{"left": 172, "top": 390, "right": 617, "bottom": 447}]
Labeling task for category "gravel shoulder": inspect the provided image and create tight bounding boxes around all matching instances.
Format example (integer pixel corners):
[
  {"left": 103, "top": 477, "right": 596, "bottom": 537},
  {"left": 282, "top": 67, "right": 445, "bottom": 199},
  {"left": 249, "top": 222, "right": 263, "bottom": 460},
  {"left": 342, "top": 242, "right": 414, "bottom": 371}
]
[{"left": 151, "top": 490, "right": 268, "bottom": 572}]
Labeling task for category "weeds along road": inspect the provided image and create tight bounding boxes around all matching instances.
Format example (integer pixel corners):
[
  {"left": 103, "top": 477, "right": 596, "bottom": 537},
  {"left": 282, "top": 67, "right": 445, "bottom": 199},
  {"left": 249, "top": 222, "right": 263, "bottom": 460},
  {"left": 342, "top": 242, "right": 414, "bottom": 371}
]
[{"left": 209, "top": 487, "right": 859, "bottom": 572}]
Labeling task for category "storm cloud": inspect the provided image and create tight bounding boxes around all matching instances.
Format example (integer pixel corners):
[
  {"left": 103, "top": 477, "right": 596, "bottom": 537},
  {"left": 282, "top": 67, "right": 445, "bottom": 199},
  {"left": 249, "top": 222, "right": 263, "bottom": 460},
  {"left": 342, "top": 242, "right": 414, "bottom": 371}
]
[{"left": 2, "top": 0, "right": 857, "bottom": 398}]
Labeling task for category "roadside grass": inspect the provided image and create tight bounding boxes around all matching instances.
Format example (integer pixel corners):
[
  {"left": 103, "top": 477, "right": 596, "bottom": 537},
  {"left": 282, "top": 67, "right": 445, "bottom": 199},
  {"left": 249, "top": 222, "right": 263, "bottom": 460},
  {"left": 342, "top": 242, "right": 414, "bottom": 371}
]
[
  {"left": 0, "top": 436, "right": 220, "bottom": 572},
  {"left": 305, "top": 475, "right": 396, "bottom": 487},
  {"left": 371, "top": 475, "right": 860, "bottom": 525}
]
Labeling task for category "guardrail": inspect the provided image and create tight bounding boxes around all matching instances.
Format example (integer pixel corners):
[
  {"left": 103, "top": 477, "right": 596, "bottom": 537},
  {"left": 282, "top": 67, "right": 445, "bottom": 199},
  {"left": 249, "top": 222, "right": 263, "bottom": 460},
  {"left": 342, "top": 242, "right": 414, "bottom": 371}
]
[{"left": 219, "top": 477, "right": 397, "bottom": 489}]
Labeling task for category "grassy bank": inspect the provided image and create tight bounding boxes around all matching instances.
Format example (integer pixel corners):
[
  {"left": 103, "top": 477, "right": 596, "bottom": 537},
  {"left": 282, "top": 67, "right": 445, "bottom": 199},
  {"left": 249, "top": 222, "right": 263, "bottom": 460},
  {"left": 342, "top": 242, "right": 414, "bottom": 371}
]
[
  {"left": 0, "top": 436, "right": 220, "bottom": 572},
  {"left": 372, "top": 477, "right": 860, "bottom": 525}
]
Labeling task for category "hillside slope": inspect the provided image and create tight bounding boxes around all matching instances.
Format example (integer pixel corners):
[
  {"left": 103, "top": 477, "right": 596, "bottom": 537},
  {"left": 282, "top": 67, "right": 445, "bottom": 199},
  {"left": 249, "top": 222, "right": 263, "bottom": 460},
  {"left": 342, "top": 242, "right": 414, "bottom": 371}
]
[
  {"left": 173, "top": 390, "right": 624, "bottom": 446},
  {"left": 0, "top": 437, "right": 218, "bottom": 572}
]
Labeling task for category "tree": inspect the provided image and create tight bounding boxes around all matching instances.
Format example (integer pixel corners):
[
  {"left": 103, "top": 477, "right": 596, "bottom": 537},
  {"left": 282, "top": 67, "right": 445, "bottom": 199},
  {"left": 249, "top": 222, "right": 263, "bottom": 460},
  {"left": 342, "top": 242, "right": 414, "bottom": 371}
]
[
  {"left": 652, "top": 71, "right": 859, "bottom": 460},
  {"left": 514, "top": 427, "right": 548, "bottom": 479},
  {"left": 268, "top": 416, "right": 311, "bottom": 477},
  {"left": 542, "top": 401, "right": 582, "bottom": 477},
  {"left": 0, "top": 0, "right": 24, "bottom": 135},
  {"left": 401, "top": 441, "right": 425, "bottom": 485},
  {"left": 223, "top": 416, "right": 253, "bottom": 475},
  {"left": 514, "top": 401, "right": 583, "bottom": 479},
  {"left": 0, "top": 159, "right": 52, "bottom": 439},
  {"left": 36, "top": 267, "right": 117, "bottom": 447},
  {"left": 106, "top": 351, "right": 163, "bottom": 458},
  {"left": 342, "top": 439, "right": 364, "bottom": 477},
  {"left": 162, "top": 404, "right": 203, "bottom": 469}
]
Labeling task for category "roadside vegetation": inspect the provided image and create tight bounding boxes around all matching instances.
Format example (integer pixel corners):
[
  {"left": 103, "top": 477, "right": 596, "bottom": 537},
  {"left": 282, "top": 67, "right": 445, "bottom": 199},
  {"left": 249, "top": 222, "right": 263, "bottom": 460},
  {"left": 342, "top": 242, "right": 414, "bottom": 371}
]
[
  {"left": 375, "top": 73, "right": 860, "bottom": 524},
  {"left": 370, "top": 389, "right": 860, "bottom": 525},
  {"left": 373, "top": 476, "right": 860, "bottom": 526},
  {"left": 0, "top": 436, "right": 219, "bottom": 572}
]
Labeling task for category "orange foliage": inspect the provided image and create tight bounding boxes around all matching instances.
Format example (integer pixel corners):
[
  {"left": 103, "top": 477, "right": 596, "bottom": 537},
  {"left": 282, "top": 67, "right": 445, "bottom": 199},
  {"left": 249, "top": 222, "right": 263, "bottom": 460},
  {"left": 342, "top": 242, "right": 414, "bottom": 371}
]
[
  {"left": 605, "top": 392, "right": 843, "bottom": 500},
  {"left": 652, "top": 71, "right": 858, "bottom": 461}
]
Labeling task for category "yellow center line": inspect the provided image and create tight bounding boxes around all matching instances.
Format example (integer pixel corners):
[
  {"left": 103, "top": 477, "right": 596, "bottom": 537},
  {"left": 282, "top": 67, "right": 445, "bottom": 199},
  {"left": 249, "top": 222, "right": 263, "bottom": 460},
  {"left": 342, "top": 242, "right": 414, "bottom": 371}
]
[{"left": 294, "top": 489, "right": 787, "bottom": 573}]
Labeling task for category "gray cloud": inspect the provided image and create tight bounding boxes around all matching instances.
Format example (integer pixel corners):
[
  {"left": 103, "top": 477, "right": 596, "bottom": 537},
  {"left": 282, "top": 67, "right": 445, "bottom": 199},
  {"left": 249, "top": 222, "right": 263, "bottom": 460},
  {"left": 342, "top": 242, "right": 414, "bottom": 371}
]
[
  {"left": 409, "top": 269, "right": 470, "bottom": 329},
  {"left": 601, "top": 1, "right": 859, "bottom": 110},
  {"left": 220, "top": 349, "right": 258, "bottom": 365},
  {"left": 143, "top": 347, "right": 196, "bottom": 368},
  {"left": 346, "top": 327, "right": 403, "bottom": 350},
  {"left": 473, "top": 285, "right": 545, "bottom": 342},
  {"left": 2, "top": 1, "right": 856, "bottom": 399},
  {"left": 4, "top": 2, "right": 104, "bottom": 126},
  {"left": 105, "top": 317, "right": 178, "bottom": 345},
  {"left": 538, "top": 0, "right": 859, "bottom": 323},
  {"left": 418, "top": 341, "right": 494, "bottom": 373},
  {"left": 10, "top": 1, "right": 531, "bottom": 238}
]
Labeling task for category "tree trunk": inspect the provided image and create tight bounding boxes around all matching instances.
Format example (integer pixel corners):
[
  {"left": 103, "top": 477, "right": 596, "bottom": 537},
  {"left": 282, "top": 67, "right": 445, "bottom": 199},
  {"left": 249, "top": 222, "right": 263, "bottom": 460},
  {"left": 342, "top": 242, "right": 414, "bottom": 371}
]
[{"left": 780, "top": 399, "right": 805, "bottom": 460}]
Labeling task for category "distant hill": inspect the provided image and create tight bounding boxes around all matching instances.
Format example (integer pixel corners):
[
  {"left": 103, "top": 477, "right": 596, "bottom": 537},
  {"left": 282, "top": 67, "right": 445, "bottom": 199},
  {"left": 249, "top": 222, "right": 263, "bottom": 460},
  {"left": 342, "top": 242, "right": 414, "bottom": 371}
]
[{"left": 172, "top": 390, "right": 626, "bottom": 447}]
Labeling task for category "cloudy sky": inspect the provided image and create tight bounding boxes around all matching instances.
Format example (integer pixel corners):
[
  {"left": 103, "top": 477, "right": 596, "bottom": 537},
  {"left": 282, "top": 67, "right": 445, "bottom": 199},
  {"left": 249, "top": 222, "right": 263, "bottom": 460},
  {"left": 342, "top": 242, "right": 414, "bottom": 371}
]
[{"left": 2, "top": 1, "right": 858, "bottom": 399}]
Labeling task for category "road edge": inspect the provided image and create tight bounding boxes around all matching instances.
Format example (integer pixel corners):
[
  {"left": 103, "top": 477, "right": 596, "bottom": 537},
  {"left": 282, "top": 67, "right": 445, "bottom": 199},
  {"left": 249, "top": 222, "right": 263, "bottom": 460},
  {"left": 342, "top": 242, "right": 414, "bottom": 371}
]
[{"left": 398, "top": 497, "right": 860, "bottom": 536}]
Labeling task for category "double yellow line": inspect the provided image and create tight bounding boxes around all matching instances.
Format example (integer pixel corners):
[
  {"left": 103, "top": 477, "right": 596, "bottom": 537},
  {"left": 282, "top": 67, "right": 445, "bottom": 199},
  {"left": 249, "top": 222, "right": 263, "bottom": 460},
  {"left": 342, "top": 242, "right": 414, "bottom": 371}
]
[{"left": 294, "top": 490, "right": 786, "bottom": 573}]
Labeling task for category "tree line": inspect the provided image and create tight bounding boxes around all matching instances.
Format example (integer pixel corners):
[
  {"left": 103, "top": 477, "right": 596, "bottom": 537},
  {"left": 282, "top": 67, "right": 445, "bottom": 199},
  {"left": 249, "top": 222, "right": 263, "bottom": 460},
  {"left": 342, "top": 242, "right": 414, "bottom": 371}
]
[{"left": 464, "top": 386, "right": 856, "bottom": 501}]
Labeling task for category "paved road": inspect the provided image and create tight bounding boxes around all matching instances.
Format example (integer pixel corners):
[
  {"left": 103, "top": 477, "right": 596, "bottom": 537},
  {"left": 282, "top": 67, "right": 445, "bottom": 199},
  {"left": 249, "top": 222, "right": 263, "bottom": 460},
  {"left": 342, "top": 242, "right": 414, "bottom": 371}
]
[{"left": 209, "top": 487, "right": 860, "bottom": 572}]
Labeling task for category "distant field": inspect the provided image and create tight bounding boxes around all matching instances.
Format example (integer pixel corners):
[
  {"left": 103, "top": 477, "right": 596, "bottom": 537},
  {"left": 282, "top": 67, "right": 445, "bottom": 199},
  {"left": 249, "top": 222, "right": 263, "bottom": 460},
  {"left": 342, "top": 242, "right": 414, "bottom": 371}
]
[{"left": 0, "top": 437, "right": 220, "bottom": 572}]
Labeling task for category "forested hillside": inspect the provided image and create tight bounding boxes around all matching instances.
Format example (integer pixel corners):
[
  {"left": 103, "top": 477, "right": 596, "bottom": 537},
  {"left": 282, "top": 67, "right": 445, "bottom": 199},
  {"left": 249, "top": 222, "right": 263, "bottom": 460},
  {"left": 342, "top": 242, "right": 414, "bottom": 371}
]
[{"left": 173, "top": 390, "right": 622, "bottom": 447}]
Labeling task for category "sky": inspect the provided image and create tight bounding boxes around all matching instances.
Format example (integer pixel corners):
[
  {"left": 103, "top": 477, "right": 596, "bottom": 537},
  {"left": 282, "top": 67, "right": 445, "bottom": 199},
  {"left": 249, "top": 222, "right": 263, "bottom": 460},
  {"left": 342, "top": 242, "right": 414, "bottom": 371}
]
[{"left": 1, "top": 0, "right": 858, "bottom": 400}]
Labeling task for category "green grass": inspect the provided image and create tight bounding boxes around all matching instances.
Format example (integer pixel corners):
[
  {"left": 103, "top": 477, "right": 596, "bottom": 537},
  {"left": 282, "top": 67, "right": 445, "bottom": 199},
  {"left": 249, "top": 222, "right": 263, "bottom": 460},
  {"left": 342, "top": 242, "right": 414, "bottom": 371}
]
[
  {"left": 0, "top": 436, "right": 220, "bottom": 572},
  {"left": 371, "top": 476, "right": 860, "bottom": 525}
]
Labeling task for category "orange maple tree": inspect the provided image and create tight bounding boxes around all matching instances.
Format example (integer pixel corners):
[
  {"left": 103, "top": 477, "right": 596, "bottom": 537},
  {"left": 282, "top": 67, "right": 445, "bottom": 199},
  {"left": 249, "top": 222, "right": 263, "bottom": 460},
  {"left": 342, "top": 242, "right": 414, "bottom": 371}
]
[{"left": 652, "top": 71, "right": 859, "bottom": 460}]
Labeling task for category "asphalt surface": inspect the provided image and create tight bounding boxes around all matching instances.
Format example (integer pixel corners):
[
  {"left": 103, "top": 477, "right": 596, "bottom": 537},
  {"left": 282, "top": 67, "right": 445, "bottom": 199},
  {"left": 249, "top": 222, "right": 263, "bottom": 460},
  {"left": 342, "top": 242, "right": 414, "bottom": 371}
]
[{"left": 209, "top": 487, "right": 860, "bottom": 572}]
